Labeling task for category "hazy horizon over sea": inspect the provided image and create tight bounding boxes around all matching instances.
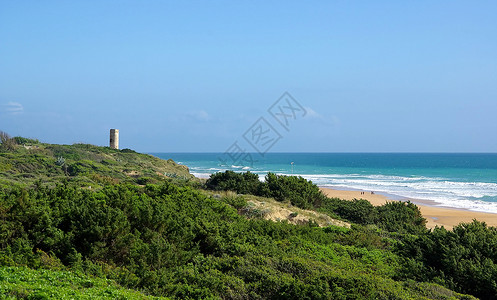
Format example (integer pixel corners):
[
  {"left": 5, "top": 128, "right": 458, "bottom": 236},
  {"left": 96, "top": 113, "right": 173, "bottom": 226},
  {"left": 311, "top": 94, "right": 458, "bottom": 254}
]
[{"left": 152, "top": 153, "right": 497, "bottom": 213}]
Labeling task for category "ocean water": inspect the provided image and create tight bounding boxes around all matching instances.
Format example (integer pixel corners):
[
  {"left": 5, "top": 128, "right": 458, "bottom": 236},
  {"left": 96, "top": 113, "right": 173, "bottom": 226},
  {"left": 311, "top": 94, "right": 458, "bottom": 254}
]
[{"left": 152, "top": 153, "right": 497, "bottom": 213}]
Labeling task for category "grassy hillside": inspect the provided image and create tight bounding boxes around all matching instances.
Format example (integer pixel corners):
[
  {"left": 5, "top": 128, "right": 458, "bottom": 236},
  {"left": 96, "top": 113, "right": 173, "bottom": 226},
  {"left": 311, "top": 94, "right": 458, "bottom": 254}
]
[{"left": 0, "top": 138, "right": 193, "bottom": 189}]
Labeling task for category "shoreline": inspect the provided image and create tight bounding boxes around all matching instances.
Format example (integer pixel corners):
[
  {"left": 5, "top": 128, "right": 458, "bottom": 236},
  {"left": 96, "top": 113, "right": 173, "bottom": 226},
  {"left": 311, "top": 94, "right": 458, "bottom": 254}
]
[{"left": 319, "top": 187, "right": 497, "bottom": 230}]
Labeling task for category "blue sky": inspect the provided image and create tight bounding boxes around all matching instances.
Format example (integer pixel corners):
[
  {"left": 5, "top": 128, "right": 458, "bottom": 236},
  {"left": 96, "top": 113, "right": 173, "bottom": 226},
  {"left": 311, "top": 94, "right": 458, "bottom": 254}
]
[{"left": 1, "top": 1, "right": 496, "bottom": 152}]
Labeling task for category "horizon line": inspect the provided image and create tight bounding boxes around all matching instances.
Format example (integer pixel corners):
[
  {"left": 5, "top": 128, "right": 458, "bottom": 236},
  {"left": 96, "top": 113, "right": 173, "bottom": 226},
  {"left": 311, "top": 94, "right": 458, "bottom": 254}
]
[{"left": 148, "top": 151, "right": 497, "bottom": 154}]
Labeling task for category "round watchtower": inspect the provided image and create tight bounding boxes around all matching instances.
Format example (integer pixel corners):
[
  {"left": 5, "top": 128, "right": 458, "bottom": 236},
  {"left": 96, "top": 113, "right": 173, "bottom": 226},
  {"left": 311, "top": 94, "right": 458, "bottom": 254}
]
[{"left": 110, "top": 129, "right": 119, "bottom": 149}]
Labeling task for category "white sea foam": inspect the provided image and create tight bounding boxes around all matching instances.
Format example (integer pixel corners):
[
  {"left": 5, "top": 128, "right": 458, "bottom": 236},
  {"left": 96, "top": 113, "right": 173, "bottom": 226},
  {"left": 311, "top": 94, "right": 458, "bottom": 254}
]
[
  {"left": 305, "top": 173, "right": 497, "bottom": 213},
  {"left": 191, "top": 172, "right": 212, "bottom": 179}
]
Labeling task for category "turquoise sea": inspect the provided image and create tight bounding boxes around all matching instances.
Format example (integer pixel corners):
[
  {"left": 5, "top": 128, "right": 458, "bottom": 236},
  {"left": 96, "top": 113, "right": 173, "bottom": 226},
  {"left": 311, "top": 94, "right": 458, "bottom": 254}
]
[{"left": 152, "top": 153, "right": 497, "bottom": 213}]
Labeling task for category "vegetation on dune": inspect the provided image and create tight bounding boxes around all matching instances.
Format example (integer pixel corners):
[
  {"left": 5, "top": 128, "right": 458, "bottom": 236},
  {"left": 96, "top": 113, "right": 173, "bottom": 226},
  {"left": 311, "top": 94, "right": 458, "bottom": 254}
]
[
  {"left": 0, "top": 133, "right": 494, "bottom": 299},
  {"left": 206, "top": 171, "right": 325, "bottom": 209},
  {"left": 206, "top": 171, "right": 427, "bottom": 235},
  {"left": 0, "top": 131, "right": 193, "bottom": 191},
  {"left": 206, "top": 170, "right": 497, "bottom": 299},
  {"left": 0, "top": 182, "right": 475, "bottom": 299},
  {"left": 397, "top": 221, "right": 497, "bottom": 299}
]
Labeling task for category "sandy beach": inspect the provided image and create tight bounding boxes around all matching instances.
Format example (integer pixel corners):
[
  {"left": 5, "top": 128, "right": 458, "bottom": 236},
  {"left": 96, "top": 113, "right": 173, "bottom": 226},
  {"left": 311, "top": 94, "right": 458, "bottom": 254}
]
[{"left": 320, "top": 187, "right": 497, "bottom": 230}]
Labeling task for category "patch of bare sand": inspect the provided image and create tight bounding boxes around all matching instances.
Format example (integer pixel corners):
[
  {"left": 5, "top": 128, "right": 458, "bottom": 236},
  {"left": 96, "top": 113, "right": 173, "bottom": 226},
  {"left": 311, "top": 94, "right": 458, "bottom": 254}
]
[{"left": 247, "top": 198, "right": 350, "bottom": 228}]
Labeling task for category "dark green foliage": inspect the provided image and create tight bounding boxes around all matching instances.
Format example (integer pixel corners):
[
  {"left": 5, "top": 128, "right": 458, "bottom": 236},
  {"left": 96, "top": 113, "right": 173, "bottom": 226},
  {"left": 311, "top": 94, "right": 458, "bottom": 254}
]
[
  {"left": 319, "top": 198, "right": 427, "bottom": 235},
  {"left": 0, "top": 182, "right": 475, "bottom": 299},
  {"left": 376, "top": 201, "right": 427, "bottom": 235},
  {"left": 262, "top": 173, "right": 324, "bottom": 209},
  {"left": 398, "top": 220, "right": 497, "bottom": 299},
  {"left": 13, "top": 136, "right": 39, "bottom": 145},
  {"left": 200, "top": 171, "right": 497, "bottom": 298},
  {"left": 120, "top": 148, "right": 138, "bottom": 153},
  {"left": 205, "top": 170, "right": 262, "bottom": 194},
  {"left": 136, "top": 177, "right": 153, "bottom": 185},
  {"left": 320, "top": 197, "right": 377, "bottom": 224},
  {"left": 206, "top": 171, "right": 324, "bottom": 209},
  {"left": 302, "top": 196, "right": 427, "bottom": 239}
]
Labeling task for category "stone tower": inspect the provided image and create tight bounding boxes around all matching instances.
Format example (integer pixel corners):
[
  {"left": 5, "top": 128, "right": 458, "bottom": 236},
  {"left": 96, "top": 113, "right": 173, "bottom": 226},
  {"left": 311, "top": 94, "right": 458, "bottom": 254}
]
[{"left": 110, "top": 129, "right": 119, "bottom": 149}]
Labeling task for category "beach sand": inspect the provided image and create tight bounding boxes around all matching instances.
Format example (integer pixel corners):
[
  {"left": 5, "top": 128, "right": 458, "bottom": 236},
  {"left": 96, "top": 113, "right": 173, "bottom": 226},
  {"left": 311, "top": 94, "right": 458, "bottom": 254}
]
[{"left": 320, "top": 187, "right": 497, "bottom": 230}]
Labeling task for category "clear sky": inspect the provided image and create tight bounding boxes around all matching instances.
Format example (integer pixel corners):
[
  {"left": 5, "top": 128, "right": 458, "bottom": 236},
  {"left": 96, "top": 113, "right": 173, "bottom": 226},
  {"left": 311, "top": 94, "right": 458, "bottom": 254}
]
[{"left": 1, "top": 1, "right": 496, "bottom": 152}]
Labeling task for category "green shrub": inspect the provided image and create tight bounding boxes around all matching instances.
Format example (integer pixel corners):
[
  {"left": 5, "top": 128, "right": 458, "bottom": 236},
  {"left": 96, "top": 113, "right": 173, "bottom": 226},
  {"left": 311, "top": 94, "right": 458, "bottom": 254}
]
[
  {"left": 205, "top": 171, "right": 262, "bottom": 195},
  {"left": 398, "top": 220, "right": 497, "bottom": 299},
  {"left": 320, "top": 197, "right": 377, "bottom": 225},
  {"left": 262, "top": 173, "right": 325, "bottom": 209},
  {"left": 13, "top": 136, "right": 39, "bottom": 145},
  {"left": 136, "top": 177, "right": 152, "bottom": 185},
  {"left": 376, "top": 201, "right": 427, "bottom": 234},
  {"left": 289, "top": 212, "right": 298, "bottom": 218},
  {"left": 206, "top": 171, "right": 326, "bottom": 210},
  {"left": 120, "top": 148, "right": 137, "bottom": 153}
]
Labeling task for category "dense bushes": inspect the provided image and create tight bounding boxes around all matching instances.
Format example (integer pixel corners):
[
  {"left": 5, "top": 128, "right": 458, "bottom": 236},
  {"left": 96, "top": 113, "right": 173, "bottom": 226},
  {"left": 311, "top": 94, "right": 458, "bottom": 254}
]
[
  {"left": 13, "top": 136, "right": 39, "bottom": 145},
  {"left": 319, "top": 197, "right": 376, "bottom": 224},
  {"left": 263, "top": 172, "right": 324, "bottom": 209},
  {"left": 205, "top": 170, "right": 261, "bottom": 195},
  {"left": 0, "top": 182, "right": 475, "bottom": 299},
  {"left": 206, "top": 171, "right": 325, "bottom": 209},
  {"left": 376, "top": 201, "right": 426, "bottom": 234},
  {"left": 205, "top": 171, "right": 497, "bottom": 297},
  {"left": 397, "top": 220, "right": 497, "bottom": 299}
]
